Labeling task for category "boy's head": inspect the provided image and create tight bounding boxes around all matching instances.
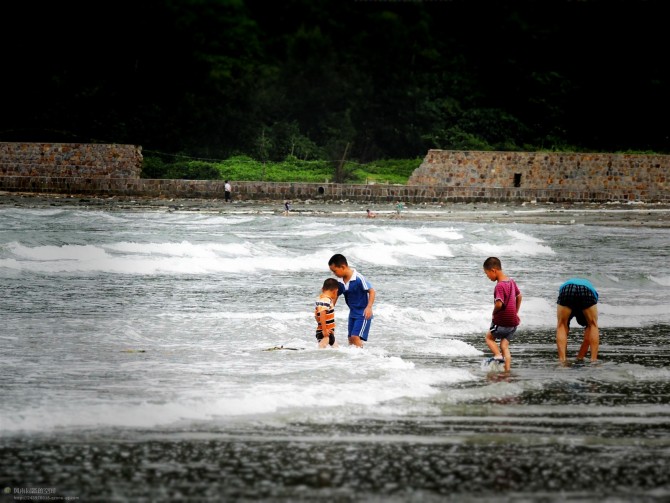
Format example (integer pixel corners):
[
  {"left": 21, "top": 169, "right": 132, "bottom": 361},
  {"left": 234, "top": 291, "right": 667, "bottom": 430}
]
[
  {"left": 322, "top": 278, "right": 339, "bottom": 293},
  {"left": 483, "top": 256, "right": 502, "bottom": 281},
  {"left": 328, "top": 254, "right": 349, "bottom": 278},
  {"left": 483, "top": 257, "right": 502, "bottom": 271}
]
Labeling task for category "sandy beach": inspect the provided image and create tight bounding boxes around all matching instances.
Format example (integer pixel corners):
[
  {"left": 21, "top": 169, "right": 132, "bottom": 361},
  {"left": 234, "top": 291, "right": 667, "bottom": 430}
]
[{"left": 2, "top": 190, "right": 670, "bottom": 228}]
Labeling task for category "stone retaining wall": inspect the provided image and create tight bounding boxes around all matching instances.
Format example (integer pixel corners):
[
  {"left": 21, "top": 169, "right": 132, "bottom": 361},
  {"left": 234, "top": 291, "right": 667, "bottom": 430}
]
[
  {"left": 0, "top": 142, "right": 142, "bottom": 178},
  {"left": 410, "top": 150, "right": 668, "bottom": 201},
  {"left": 1, "top": 176, "right": 668, "bottom": 203},
  {"left": 0, "top": 144, "right": 668, "bottom": 203}
]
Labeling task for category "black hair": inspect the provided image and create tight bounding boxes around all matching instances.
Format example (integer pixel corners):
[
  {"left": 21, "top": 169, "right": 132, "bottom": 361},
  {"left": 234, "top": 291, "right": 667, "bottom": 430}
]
[
  {"left": 483, "top": 257, "right": 502, "bottom": 270},
  {"left": 328, "top": 254, "right": 348, "bottom": 267},
  {"left": 322, "top": 278, "right": 339, "bottom": 291}
]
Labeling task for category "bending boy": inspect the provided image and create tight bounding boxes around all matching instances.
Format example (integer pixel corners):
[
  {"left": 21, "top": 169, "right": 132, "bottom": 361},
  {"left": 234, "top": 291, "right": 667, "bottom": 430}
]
[{"left": 556, "top": 278, "right": 599, "bottom": 363}]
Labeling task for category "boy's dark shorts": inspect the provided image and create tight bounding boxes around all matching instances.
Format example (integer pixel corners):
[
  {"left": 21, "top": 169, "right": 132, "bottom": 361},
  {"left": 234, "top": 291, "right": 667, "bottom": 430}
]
[
  {"left": 557, "top": 284, "right": 598, "bottom": 311},
  {"left": 571, "top": 310, "right": 588, "bottom": 327},
  {"left": 316, "top": 333, "right": 336, "bottom": 346},
  {"left": 489, "top": 322, "right": 517, "bottom": 341}
]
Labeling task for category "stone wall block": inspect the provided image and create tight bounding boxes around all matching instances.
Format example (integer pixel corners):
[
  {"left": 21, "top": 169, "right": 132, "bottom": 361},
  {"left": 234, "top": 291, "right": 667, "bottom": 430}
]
[{"left": 409, "top": 149, "right": 668, "bottom": 201}]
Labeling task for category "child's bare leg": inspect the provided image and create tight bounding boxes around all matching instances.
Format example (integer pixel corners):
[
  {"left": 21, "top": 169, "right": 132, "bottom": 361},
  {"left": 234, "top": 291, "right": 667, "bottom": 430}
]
[
  {"left": 582, "top": 305, "right": 599, "bottom": 361},
  {"left": 500, "top": 338, "right": 511, "bottom": 372},
  {"left": 485, "top": 331, "right": 502, "bottom": 358},
  {"left": 556, "top": 306, "right": 572, "bottom": 363},
  {"left": 576, "top": 332, "right": 590, "bottom": 360},
  {"left": 348, "top": 335, "right": 364, "bottom": 347},
  {"left": 584, "top": 326, "right": 599, "bottom": 362}
]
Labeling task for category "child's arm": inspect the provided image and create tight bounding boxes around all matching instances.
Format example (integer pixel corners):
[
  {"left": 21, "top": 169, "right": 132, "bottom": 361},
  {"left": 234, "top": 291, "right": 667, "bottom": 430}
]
[
  {"left": 516, "top": 293, "right": 523, "bottom": 312},
  {"left": 316, "top": 307, "right": 332, "bottom": 336},
  {"left": 364, "top": 288, "right": 376, "bottom": 319},
  {"left": 492, "top": 299, "right": 504, "bottom": 315},
  {"left": 332, "top": 285, "right": 342, "bottom": 307}
]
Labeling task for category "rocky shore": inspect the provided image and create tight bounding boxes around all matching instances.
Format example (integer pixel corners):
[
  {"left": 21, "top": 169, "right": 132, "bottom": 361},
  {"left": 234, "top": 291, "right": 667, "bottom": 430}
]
[{"left": 2, "top": 190, "right": 670, "bottom": 227}]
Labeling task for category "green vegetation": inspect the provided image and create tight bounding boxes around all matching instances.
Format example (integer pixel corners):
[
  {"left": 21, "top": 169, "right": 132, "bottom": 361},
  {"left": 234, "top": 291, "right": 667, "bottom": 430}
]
[
  {"left": 141, "top": 155, "right": 422, "bottom": 184},
  {"left": 3, "top": 2, "right": 667, "bottom": 160}
]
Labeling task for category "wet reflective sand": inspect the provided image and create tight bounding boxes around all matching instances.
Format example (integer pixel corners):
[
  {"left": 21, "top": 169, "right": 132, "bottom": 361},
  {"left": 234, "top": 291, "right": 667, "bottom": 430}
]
[{"left": 3, "top": 326, "right": 668, "bottom": 501}]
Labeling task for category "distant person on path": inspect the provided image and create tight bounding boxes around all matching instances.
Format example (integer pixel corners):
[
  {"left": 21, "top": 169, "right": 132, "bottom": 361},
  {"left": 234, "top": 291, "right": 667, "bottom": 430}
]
[
  {"left": 315, "top": 278, "right": 340, "bottom": 349},
  {"left": 366, "top": 208, "right": 376, "bottom": 219},
  {"left": 394, "top": 201, "right": 404, "bottom": 218},
  {"left": 483, "top": 257, "right": 522, "bottom": 372},
  {"left": 556, "top": 278, "right": 599, "bottom": 364},
  {"left": 328, "top": 254, "right": 376, "bottom": 348},
  {"left": 283, "top": 200, "right": 291, "bottom": 216},
  {"left": 224, "top": 180, "right": 232, "bottom": 202}
]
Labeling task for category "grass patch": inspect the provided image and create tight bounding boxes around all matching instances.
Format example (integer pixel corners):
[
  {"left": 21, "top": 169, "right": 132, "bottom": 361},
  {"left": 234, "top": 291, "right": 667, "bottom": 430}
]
[{"left": 141, "top": 155, "right": 422, "bottom": 184}]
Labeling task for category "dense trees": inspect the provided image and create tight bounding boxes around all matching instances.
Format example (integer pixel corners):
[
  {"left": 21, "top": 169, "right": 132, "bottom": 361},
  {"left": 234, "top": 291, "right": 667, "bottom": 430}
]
[{"left": 1, "top": 0, "right": 667, "bottom": 163}]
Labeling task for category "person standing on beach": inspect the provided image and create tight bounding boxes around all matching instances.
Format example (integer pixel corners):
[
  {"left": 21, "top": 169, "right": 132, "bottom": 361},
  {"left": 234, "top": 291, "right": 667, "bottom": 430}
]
[
  {"left": 224, "top": 180, "right": 232, "bottom": 202},
  {"left": 328, "top": 254, "right": 376, "bottom": 348},
  {"left": 315, "top": 278, "right": 339, "bottom": 349},
  {"left": 394, "top": 201, "right": 404, "bottom": 218},
  {"left": 556, "top": 278, "right": 599, "bottom": 364},
  {"left": 483, "top": 257, "right": 522, "bottom": 372}
]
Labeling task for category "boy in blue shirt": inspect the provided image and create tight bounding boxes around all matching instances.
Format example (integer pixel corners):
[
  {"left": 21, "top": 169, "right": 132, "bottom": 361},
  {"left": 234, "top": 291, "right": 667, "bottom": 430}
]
[{"left": 328, "top": 254, "right": 376, "bottom": 347}]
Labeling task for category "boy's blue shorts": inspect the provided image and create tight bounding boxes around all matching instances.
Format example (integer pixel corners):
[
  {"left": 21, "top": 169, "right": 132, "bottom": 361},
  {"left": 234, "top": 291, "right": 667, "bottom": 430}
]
[{"left": 348, "top": 315, "right": 373, "bottom": 341}]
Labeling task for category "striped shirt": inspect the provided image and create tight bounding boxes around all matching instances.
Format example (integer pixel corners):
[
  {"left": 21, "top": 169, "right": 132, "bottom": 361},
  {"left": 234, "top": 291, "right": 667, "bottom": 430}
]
[
  {"left": 492, "top": 279, "right": 521, "bottom": 327},
  {"left": 315, "top": 294, "right": 335, "bottom": 337}
]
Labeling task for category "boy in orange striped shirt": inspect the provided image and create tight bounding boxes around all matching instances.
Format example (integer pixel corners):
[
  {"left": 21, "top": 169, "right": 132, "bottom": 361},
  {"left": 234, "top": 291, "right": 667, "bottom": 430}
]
[{"left": 315, "top": 278, "right": 340, "bottom": 349}]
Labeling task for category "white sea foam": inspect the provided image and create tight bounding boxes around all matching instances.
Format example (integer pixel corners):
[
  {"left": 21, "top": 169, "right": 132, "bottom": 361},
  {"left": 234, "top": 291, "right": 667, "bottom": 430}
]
[
  {"left": 105, "top": 241, "right": 255, "bottom": 257},
  {"left": 505, "top": 229, "right": 546, "bottom": 243},
  {"left": 1, "top": 350, "right": 478, "bottom": 433},
  {"left": 470, "top": 240, "right": 555, "bottom": 256},
  {"left": 357, "top": 227, "right": 429, "bottom": 244},
  {"left": 598, "top": 303, "right": 670, "bottom": 327},
  {"left": 625, "top": 366, "right": 670, "bottom": 381},
  {"left": 0, "top": 240, "right": 333, "bottom": 274},
  {"left": 415, "top": 227, "right": 464, "bottom": 240},
  {"left": 648, "top": 274, "right": 670, "bottom": 286},
  {"left": 2, "top": 208, "right": 669, "bottom": 436}
]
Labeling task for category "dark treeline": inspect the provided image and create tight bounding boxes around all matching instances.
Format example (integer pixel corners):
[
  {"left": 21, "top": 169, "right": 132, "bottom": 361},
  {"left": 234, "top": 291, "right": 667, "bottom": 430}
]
[{"left": 1, "top": 0, "right": 668, "bottom": 163}]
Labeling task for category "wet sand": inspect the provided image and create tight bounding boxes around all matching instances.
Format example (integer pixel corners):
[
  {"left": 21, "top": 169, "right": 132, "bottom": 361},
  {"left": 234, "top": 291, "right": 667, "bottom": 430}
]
[{"left": 2, "top": 190, "right": 670, "bottom": 228}]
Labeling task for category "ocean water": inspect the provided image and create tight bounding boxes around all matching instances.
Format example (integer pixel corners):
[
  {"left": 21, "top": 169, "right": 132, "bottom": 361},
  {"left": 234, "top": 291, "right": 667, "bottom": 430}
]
[{"left": 1, "top": 206, "right": 669, "bottom": 502}]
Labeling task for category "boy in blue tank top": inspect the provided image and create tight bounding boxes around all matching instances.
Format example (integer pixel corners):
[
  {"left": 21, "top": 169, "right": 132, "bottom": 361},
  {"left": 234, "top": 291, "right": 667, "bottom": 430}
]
[
  {"left": 556, "top": 277, "right": 599, "bottom": 364},
  {"left": 328, "top": 254, "right": 376, "bottom": 348}
]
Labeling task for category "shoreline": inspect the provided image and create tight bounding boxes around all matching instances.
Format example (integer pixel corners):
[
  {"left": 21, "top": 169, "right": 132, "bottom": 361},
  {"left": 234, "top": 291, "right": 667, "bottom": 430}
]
[{"left": 2, "top": 190, "right": 670, "bottom": 227}]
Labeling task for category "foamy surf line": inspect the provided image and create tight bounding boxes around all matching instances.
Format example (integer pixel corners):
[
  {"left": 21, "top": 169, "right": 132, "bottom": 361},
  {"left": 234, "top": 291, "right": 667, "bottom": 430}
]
[
  {"left": 1, "top": 366, "right": 477, "bottom": 434},
  {"left": 2, "top": 194, "right": 670, "bottom": 225}
]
